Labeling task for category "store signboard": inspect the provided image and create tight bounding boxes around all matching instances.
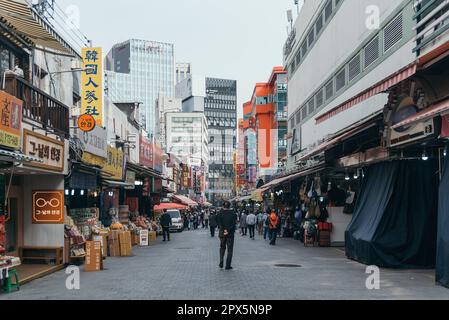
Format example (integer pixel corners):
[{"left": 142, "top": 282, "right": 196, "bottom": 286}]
[
  {"left": 153, "top": 142, "right": 163, "bottom": 173},
  {"left": 139, "top": 135, "right": 153, "bottom": 168},
  {"left": 0, "top": 91, "right": 22, "bottom": 149},
  {"left": 140, "top": 230, "right": 149, "bottom": 246},
  {"left": 75, "top": 124, "right": 107, "bottom": 159},
  {"left": 32, "top": 190, "right": 64, "bottom": 224},
  {"left": 125, "top": 170, "right": 136, "bottom": 189},
  {"left": 23, "top": 130, "right": 65, "bottom": 172},
  {"left": 81, "top": 47, "right": 103, "bottom": 126},
  {"left": 441, "top": 114, "right": 449, "bottom": 138},
  {"left": 85, "top": 240, "right": 102, "bottom": 272},
  {"left": 104, "top": 147, "right": 124, "bottom": 180}
]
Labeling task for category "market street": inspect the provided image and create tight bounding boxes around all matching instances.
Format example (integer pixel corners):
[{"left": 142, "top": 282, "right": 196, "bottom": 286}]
[{"left": 1, "top": 229, "right": 448, "bottom": 300}]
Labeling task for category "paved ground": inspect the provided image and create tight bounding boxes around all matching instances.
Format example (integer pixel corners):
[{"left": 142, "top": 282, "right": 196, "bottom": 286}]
[{"left": 1, "top": 228, "right": 449, "bottom": 300}]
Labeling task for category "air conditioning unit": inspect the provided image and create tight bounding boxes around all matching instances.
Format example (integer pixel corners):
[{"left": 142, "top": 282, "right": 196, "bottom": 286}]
[{"left": 389, "top": 95, "right": 437, "bottom": 147}]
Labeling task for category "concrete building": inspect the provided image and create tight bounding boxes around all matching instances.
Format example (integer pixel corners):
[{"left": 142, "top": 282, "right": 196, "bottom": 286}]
[
  {"left": 176, "top": 62, "right": 192, "bottom": 84},
  {"left": 204, "top": 77, "right": 237, "bottom": 203},
  {"left": 155, "top": 94, "right": 182, "bottom": 151},
  {"left": 165, "top": 112, "right": 209, "bottom": 199},
  {"left": 105, "top": 39, "right": 175, "bottom": 136}
]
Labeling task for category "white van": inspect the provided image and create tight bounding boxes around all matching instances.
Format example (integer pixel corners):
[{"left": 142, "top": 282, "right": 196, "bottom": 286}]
[{"left": 167, "top": 209, "right": 183, "bottom": 232}]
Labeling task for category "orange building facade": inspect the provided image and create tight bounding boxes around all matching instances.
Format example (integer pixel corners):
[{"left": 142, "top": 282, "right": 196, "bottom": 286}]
[{"left": 240, "top": 67, "right": 288, "bottom": 188}]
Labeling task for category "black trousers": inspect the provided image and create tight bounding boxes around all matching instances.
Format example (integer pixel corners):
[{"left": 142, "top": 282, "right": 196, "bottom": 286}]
[
  {"left": 162, "top": 226, "right": 170, "bottom": 241},
  {"left": 219, "top": 234, "right": 235, "bottom": 268},
  {"left": 248, "top": 225, "right": 255, "bottom": 238},
  {"left": 210, "top": 226, "right": 216, "bottom": 237}
]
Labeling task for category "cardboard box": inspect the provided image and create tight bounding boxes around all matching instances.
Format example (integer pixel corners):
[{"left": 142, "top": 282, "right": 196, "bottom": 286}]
[
  {"left": 148, "top": 231, "right": 157, "bottom": 242},
  {"left": 119, "top": 231, "right": 131, "bottom": 245},
  {"left": 109, "top": 230, "right": 120, "bottom": 240},
  {"left": 120, "top": 242, "right": 132, "bottom": 257},
  {"left": 109, "top": 240, "right": 120, "bottom": 257}
]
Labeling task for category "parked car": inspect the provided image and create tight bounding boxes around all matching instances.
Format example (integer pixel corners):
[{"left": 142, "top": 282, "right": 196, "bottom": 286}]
[{"left": 167, "top": 209, "right": 183, "bottom": 232}]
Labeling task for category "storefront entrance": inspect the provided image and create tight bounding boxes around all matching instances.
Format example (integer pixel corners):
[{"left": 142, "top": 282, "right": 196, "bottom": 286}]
[{"left": 5, "top": 182, "right": 23, "bottom": 257}]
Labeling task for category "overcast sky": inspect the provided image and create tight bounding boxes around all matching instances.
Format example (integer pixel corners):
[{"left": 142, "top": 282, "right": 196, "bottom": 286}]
[{"left": 57, "top": 0, "right": 301, "bottom": 118}]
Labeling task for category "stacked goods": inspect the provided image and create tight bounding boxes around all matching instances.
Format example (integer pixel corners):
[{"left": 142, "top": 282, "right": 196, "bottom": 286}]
[
  {"left": 119, "top": 231, "right": 132, "bottom": 256},
  {"left": 108, "top": 230, "right": 121, "bottom": 257},
  {"left": 148, "top": 231, "right": 157, "bottom": 243},
  {"left": 318, "top": 222, "right": 333, "bottom": 247},
  {"left": 119, "top": 205, "right": 130, "bottom": 225},
  {"left": 69, "top": 208, "right": 99, "bottom": 239}
]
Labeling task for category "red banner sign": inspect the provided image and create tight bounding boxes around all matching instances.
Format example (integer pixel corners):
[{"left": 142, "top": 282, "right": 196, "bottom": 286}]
[
  {"left": 139, "top": 135, "right": 153, "bottom": 168},
  {"left": 441, "top": 114, "right": 449, "bottom": 138}
]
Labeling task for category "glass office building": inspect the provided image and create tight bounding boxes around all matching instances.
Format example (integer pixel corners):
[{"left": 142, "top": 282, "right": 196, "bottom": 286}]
[
  {"left": 204, "top": 77, "right": 237, "bottom": 203},
  {"left": 105, "top": 39, "right": 175, "bottom": 135}
]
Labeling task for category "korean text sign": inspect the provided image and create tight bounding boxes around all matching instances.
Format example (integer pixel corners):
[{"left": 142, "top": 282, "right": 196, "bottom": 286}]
[
  {"left": 0, "top": 91, "right": 22, "bottom": 149},
  {"left": 81, "top": 47, "right": 103, "bottom": 126},
  {"left": 23, "top": 129, "right": 64, "bottom": 172},
  {"left": 32, "top": 190, "right": 64, "bottom": 224}
]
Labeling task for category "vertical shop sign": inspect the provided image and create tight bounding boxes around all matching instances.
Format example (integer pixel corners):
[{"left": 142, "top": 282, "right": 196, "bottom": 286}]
[
  {"left": 139, "top": 135, "right": 153, "bottom": 168},
  {"left": 81, "top": 47, "right": 103, "bottom": 126},
  {"left": 104, "top": 147, "right": 124, "bottom": 180}
]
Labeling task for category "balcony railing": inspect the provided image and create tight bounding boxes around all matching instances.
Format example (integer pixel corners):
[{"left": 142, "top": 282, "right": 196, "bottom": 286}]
[{"left": 4, "top": 73, "right": 70, "bottom": 137}]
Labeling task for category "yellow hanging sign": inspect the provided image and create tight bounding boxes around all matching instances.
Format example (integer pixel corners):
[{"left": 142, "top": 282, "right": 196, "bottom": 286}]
[{"left": 81, "top": 47, "right": 103, "bottom": 127}]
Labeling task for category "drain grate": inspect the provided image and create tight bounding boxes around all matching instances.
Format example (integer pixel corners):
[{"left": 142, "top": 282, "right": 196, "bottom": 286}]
[
  {"left": 274, "top": 264, "right": 302, "bottom": 268},
  {"left": 174, "top": 247, "right": 194, "bottom": 250}
]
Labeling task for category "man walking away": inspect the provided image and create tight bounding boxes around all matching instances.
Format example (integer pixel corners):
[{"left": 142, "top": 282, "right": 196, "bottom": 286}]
[
  {"left": 160, "top": 209, "right": 172, "bottom": 242},
  {"left": 257, "top": 211, "right": 264, "bottom": 235},
  {"left": 209, "top": 211, "right": 218, "bottom": 237},
  {"left": 240, "top": 210, "right": 248, "bottom": 236},
  {"left": 217, "top": 201, "right": 238, "bottom": 270},
  {"left": 263, "top": 210, "right": 269, "bottom": 240},
  {"left": 246, "top": 211, "right": 257, "bottom": 239},
  {"left": 204, "top": 209, "right": 210, "bottom": 229},
  {"left": 269, "top": 210, "right": 280, "bottom": 246}
]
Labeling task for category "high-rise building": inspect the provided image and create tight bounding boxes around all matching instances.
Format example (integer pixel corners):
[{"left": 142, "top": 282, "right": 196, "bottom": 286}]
[
  {"left": 155, "top": 94, "right": 182, "bottom": 151},
  {"left": 105, "top": 39, "right": 175, "bottom": 135},
  {"left": 176, "top": 62, "right": 192, "bottom": 84},
  {"left": 204, "top": 77, "right": 237, "bottom": 203}
]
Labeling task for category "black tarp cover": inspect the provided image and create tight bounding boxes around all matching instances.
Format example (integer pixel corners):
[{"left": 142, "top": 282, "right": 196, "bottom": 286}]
[
  {"left": 437, "top": 146, "right": 449, "bottom": 287},
  {"left": 345, "top": 160, "right": 438, "bottom": 268}
]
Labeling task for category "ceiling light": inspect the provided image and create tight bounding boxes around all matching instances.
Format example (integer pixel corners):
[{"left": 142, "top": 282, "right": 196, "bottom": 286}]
[{"left": 422, "top": 150, "right": 429, "bottom": 161}]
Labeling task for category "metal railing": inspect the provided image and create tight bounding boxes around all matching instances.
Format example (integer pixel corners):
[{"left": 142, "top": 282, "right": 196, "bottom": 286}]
[{"left": 4, "top": 73, "right": 70, "bottom": 137}]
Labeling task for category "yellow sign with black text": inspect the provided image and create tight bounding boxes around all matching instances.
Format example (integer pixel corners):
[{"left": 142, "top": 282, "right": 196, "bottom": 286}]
[
  {"left": 104, "top": 147, "right": 124, "bottom": 180},
  {"left": 81, "top": 47, "right": 103, "bottom": 127}
]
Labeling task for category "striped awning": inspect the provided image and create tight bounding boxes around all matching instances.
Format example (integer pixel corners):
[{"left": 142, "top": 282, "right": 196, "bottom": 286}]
[
  {"left": 392, "top": 98, "right": 449, "bottom": 129},
  {"left": 0, "top": 0, "right": 79, "bottom": 56},
  {"left": 315, "top": 63, "right": 418, "bottom": 124}
]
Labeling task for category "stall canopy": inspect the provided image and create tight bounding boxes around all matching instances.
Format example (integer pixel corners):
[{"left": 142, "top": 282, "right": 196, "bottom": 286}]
[
  {"left": 392, "top": 98, "right": 449, "bottom": 129},
  {"left": 0, "top": 0, "right": 80, "bottom": 57},
  {"left": 172, "top": 194, "right": 198, "bottom": 207},
  {"left": 154, "top": 203, "right": 187, "bottom": 212},
  {"left": 345, "top": 160, "right": 438, "bottom": 268},
  {"left": 437, "top": 143, "right": 449, "bottom": 288}
]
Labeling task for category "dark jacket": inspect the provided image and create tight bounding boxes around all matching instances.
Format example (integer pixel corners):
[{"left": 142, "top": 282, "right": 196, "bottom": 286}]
[
  {"left": 160, "top": 212, "right": 172, "bottom": 227},
  {"left": 209, "top": 214, "right": 218, "bottom": 228},
  {"left": 217, "top": 209, "right": 237, "bottom": 235}
]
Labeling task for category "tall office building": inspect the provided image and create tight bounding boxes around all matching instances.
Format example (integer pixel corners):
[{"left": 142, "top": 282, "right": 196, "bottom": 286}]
[
  {"left": 204, "top": 77, "right": 237, "bottom": 203},
  {"left": 105, "top": 39, "right": 175, "bottom": 135}
]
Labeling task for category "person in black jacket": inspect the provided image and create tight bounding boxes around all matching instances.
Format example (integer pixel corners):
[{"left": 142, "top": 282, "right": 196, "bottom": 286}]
[
  {"left": 160, "top": 209, "right": 172, "bottom": 242},
  {"left": 209, "top": 211, "right": 218, "bottom": 237},
  {"left": 217, "top": 202, "right": 238, "bottom": 270}
]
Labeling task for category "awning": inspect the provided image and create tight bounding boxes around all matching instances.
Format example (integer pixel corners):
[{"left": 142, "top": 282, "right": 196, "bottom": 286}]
[
  {"left": 316, "top": 63, "right": 417, "bottom": 124},
  {"left": 0, "top": 149, "right": 43, "bottom": 163},
  {"left": 162, "top": 186, "right": 175, "bottom": 193},
  {"left": 154, "top": 203, "right": 187, "bottom": 212},
  {"left": 392, "top": 98, "right": 449, "bottom": 129},
  {"left": 102, "top": 180, "right": 134, "bottom": 189},
  {"left": 251, "top": 163, "right": 327, "bottom": 200},
  {"left": 126, "top": 162, "right": 164, "bottom": 179},
  {"left": 0, "top": 0, "right": 79, "bottom": 57},
  {"left": 298, "top": 112, "right": 381, "bottom": 162},
  {"left": 202, "top": 201, "right": 213, "bottom": 207},
  {"left": 172, "top": 194, "right": 198, "bottom": 207}
]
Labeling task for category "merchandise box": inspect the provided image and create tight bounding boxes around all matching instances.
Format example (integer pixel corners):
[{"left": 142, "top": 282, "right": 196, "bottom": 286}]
[
  {"left": 109, "top": 242, "right": 121, "bottom": 257},
  {"left": 119, "top": 231, "right": 132, "bottom": 245},
  {"left": 109, "top": 230, "right": 120, "bottom": 240},
  {"left": 148, "top": 231, "right": 157, "bottom": 242}
]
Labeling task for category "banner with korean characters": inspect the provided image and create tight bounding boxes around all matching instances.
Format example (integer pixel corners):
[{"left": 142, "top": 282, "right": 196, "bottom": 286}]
[
  {"left": 104, "top": 147, "right": 124, "bottom": 180},
  {"left": 32, "top": 190, "right": 64, "bottom": 224},
  {"left": 0, "top": 91, "right": 22, "bottom": 149},
  {"left": 74, "top": 124, "right": 107, "bottom": 166},
  {"left": 81, "top": 47, "right": 103, "bottom": 127},
  {"left": 23, "top": 129, "right": 64, "bottom": 172}
]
